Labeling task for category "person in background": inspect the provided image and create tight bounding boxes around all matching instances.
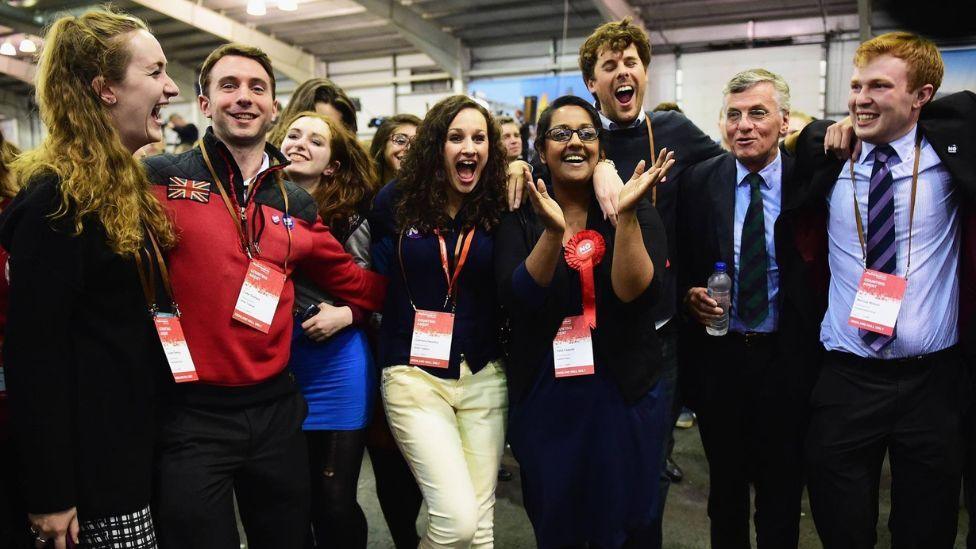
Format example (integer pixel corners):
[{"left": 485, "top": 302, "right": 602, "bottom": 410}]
[
  {"left": 364, "top": 111, "right": 427, "bottom": 549},
  {"left": 0, "top": 9, "right": 179, "bottom": 547},
  {"left": 276, "top": 111, "right": 379, "bottom": 549},
  {"left": 679, "top": 69, "right": 819, "bottom": 549},
  {"left": 369, "top": 95, "right": 509, "bottom": 549},
  {"left": 498, "top": 115, "right": 523, "bottom": 162},
  {"left": 270, "top": 78, "right": 359, "bottom": 145},
  {"left": 0, "top": 127, "right": 30, "bottom": 549},
  {"left": 496, "top": 94, "right": 674, "bottom": 548},
  {"left": 167, "top": 112, "right": 198, "bottom": 153},
  {"left": 577, "top": 18, "right": 727, "bottom": 548},
  {"left": 370, "top": 114, "right": 421, "bottom": 186}
]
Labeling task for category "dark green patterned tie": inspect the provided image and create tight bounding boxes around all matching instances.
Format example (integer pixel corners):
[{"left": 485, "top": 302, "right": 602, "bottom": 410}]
[{"left": 738, "top": 172, "right": 769, "bottom": 328}]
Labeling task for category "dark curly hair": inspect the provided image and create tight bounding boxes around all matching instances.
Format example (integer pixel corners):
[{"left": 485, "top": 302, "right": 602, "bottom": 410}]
[
  {"left": 369, "top": 113, "right": 421, "bottom": 186},
  {"left": 395, "top": 95, "right": 507, "bottom": 234}
]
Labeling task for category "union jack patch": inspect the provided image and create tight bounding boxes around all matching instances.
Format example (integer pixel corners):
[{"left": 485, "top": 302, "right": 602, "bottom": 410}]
[{"left": 168, "top": 177, "right": 211, "bottom": 203}]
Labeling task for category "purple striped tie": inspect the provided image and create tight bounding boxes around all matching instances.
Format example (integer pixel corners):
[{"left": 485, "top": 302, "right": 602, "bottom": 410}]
[{"left": 861, "top": 144, "right": 898, "bottom": 351}]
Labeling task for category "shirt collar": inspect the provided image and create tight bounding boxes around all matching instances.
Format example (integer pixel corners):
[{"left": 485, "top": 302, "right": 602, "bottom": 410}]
[
  {"left": 243, "top": 153, "right": 270, "bottom": 187},
  {"left": 598, "top": 108, "right": 646, "bottom": 131},
  {"left": 858, "top": 124, "right": 917, "bottom": 165},
  {"left": 735, "top": 148, "right": 782, "bottom": 189}
]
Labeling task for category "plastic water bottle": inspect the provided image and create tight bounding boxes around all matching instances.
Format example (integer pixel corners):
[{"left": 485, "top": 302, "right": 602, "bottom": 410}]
[{"left": 706, "top": 262, "right": 731, "bottom": 336}]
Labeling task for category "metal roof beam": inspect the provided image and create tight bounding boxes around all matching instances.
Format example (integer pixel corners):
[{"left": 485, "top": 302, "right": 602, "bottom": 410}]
[
  {"left": 0, "top": 55, "right": 36, "bottom": 85},
  {"left": 128, "top": 0, "right": 316, "bottom": 83},
  {"left": 353, "top": 0, "right": 469, "bottom": 79},
  {"left": 590, "top": 0, "right": 644, "bottom": 27}
]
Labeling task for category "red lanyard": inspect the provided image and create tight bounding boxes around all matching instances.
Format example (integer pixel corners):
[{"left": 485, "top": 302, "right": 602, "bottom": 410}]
[
  {"left": 198, "top": 139, "right": 293, "bottom": 270},
  {"left": 398, "top": 227, "right": 476, "bottom": 311}
]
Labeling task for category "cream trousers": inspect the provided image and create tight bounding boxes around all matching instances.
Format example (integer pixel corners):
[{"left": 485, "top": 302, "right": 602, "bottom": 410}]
[{"left": 381, "top": 360, "right": 508, "bottom": 549}]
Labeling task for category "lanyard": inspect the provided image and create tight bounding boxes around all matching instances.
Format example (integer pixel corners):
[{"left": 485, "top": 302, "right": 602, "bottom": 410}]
[
  {"left": 133, "top": 229, "right": 179, "bottom": 317},
  {"left": 397, "top": 227, "right": 476, "bottom": 312},
  {"left": 848, "top": 134, "right": 922, "bottom": 279},
  {"left": 646, "top": 116, "right": 657, "bottom": 206},
  {"left": 198, "top": 139, "right": 293, "bottom": 270}
]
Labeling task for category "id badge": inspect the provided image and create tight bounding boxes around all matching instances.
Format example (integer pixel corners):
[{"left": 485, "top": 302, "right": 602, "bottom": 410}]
[
  {"left": 552, "top": 315, "right": 595, "bottom": 378},
  {"left": 409, "top": 309, "right": 455, "bottom": 369},
  {"left": 0, "top": 365, "right": 6, "bottom": 394},
  {"left": 233, "top": 259, "right": 286, "bottom": 333},
  {"left": 153, "top": 314, "right": 198, "bottom": 383},
  {"left": 848, "top": 269, "right": 907, "bottom": 336}
]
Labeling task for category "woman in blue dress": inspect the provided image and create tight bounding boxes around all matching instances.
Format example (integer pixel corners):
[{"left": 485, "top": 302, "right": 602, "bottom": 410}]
[
  {"left": 277, "top": 111, "right": 378, "bottom": 548},
  {"left": 494, "top": 95, "right": 675, "bottom": 548}
]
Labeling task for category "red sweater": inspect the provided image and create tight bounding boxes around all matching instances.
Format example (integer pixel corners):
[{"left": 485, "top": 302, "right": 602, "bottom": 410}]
[{"left": 145, "top": 131, "right": 386, "bottom": 393}]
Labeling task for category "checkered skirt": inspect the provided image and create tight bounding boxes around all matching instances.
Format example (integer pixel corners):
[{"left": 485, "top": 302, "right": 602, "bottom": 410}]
[{"left": 79, "top": 505, "right": 157, "bottom": 548}]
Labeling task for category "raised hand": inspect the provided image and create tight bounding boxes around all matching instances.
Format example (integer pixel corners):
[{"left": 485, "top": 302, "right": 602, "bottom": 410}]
[
  {"left": 617, "top": 149, "right": 675, "bottom": 216},
  {"left": 525, "top": 171, "right": 565, "bottom": 235}
]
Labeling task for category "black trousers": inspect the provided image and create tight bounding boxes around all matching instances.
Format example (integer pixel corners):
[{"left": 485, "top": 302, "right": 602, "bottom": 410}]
[
  {"left": 696, "top": 332, "right": 805, "bottom": 549},
  {"left": 806, "top": 347, "right": 969, "bottom": 549},
  {"left": 152, "top": 391, "right": 310, "bottom": 549},
  {"left": 0, "top": 438, "right": 31, "bottom": 549}
]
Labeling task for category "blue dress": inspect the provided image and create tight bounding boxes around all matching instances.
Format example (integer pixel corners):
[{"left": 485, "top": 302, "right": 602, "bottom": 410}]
[{"left": 289, "top": 323, "right": 375, "bottom": 430}]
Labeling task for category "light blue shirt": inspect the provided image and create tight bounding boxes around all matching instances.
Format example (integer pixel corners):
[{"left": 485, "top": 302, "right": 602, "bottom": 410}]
[
  {"left": 598, "top": 109, "right": 646, "bottom": 131},
  {"left": 731, "top": 152, "right": 782, "bottom": 333},
  {"left": 820, "top": 125, "right": 959, "bottom": 358}
]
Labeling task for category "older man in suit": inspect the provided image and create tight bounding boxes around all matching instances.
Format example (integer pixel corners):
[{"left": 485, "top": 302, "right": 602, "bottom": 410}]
[
  {"left": 677, "top": 69, "right": 822, "bottom": 549},
  {"left": 792, "top": 32, "right": 975, "bottom": 548}
]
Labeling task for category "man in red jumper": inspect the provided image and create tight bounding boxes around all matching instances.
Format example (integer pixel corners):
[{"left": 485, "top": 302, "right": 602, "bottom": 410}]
[{"left": 144, "top": 44, "right": 386, "bottom": 549}]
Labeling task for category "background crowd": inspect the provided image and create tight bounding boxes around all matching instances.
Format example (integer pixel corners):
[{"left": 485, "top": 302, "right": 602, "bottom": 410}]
[{"left": 0, "top": 6, "right": 973, "bottom": 549}]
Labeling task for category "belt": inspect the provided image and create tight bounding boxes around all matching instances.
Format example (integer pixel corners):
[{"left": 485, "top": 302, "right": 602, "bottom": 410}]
[
  {"left": 827, "top": 345, "right": 959, "bottom": 368},
  {"left": 728, "top": 331, "right": 776, "bottom": 347}
]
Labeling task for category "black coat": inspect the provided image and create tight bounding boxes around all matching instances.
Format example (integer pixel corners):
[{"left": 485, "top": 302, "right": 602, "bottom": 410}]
[{"left": 677, "top": 151, "right": 825, "bottom": 409}]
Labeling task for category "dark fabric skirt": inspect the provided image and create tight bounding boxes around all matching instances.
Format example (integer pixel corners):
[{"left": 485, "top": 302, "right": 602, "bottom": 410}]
[{"left": 509, "top": 355, "right": 668, "bottom": 549}]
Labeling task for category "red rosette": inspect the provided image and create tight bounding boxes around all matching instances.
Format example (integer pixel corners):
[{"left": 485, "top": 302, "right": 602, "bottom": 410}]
[{"left": 564, "top": 230, "right": 606, "bottom": 329}]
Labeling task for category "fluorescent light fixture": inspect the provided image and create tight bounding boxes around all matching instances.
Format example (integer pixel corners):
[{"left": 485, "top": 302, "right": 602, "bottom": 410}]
[
  {"left": 246, "top": 0, "right": 267, "bottom": 16},
  {"left": 279, "top": 0, "right": 298, "bottom": 10},
  {"left": 0, "top": 42, "right": 16, "bottom": 56},
  {"left": 19, "top": 38, "right": 37, "bottom": 53}
]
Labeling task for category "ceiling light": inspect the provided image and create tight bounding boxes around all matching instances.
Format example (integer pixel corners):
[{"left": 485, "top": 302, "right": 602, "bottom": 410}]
[
  {"left": 19, "top": 38, "right": 37, "bottom": 53},
  {"left": 0, "top": 42, "right": 16, "bottom": 56},
  {"left": 246, "top": 0, "right": 267, "bottom": 16},
  {"left": 279, "top": 0, "right": 297, "bottom": 10}
]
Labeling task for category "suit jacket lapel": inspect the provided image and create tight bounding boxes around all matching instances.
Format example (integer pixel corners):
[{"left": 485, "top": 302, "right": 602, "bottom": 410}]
[{"left": 712, "top": 155, "right": 737, "bottom": 276}]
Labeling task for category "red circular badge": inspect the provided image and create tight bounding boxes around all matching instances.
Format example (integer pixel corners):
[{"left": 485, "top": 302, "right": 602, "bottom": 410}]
[{"left": 564, "top": 230, "right": 606, "bottom": 329}]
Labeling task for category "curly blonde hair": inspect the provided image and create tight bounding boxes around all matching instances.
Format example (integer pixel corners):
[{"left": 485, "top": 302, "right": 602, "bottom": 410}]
[{"left": 12, "top": 9, "right": 176, "bottom": 254}]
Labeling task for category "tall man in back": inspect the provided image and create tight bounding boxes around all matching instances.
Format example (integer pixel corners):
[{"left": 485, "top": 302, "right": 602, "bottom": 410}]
[
  {"left": 144, "top": 44, "right": 387, "bottom": 549},
  {"left": 792, "top": 32, "right": 976, "bottom": 547},
  {"left": 679, "top": 69, "right": 822, "bottom": 548},
  {"left": 577, "top": 18, "right": 726, "bottom": 545}
]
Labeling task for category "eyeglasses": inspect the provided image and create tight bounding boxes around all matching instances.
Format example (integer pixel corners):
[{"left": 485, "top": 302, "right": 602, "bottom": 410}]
[
  {"left": 390, "top": 133, "right": 414, "bottom": 147},
  {"left": 725, "top": 109, "right": 777, "bottom": 124},
  {"left": 545, "top": 126, "right": 600, "bottom": 143}
]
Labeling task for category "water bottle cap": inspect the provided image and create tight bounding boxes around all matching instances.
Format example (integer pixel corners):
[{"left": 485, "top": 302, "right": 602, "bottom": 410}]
[{"left": 714, "top": 261, "right": 726, "bottom": 272}]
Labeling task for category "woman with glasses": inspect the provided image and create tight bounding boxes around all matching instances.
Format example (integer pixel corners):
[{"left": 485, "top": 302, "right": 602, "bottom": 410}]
[
  {"left": 495, "top": 95, "right": 675, "bottom": 549},
  {"left": 369, "top": 114, "right": 421, "bottom": 186}
]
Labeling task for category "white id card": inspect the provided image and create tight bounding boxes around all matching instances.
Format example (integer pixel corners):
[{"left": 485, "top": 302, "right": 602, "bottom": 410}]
[
  {"left": 409, "top": 310, "right": 455, "bottom": 369},
  {"left": 232, "top": 260, "right": 286, "bottom": 333},
  {"left": 848, "top": 269, "right": 907, "bottom": 337},
  {"left": 153, "top": 314, "right": 198, "bottom": 383},
  {"left": 552, "top": 315, "right": 595, "bottom": 378}
]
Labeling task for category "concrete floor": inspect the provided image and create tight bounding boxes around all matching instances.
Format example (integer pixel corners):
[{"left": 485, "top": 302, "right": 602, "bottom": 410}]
[{"left": 356, "top": 424, "right": 972, "bottom": 548}]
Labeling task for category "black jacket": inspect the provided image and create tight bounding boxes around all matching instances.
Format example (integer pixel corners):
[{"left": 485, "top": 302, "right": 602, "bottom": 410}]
[
  {"left": 0, "top": 176, "right": 169, "bottom": 516},
  {"left": 495, "top": 192, "right": 667, "bottom": 405},
  {"left": 676, "top": 151, "right": 825, "bottom": 409}
]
